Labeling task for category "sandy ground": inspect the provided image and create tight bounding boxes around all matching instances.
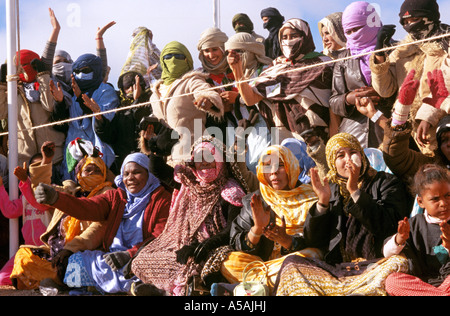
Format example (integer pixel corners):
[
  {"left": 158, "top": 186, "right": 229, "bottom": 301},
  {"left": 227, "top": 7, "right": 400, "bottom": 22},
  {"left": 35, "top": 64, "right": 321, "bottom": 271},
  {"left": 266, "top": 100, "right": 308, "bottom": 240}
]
[{"left": 0, "top": 285, "right": 49, "bottom": 296}]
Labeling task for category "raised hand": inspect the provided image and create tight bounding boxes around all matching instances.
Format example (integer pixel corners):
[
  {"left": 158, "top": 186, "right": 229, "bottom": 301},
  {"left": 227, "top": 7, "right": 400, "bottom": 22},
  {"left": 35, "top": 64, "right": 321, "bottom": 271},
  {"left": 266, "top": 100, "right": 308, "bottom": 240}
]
[
  {"left": 423, "top": 69, "right": 449, "bottom": 109},
  {"left": 396, "top": 217, "right": 410, "bottom": 246},
  {"left": 41, "top": 141, "right": 55, "bottom": 165},
  {"left": 82, "top": 94, "right": 103, "bottom": 120},
  {"left": 96, "top": 21, "right": 116, "bottom": 39},
  {"left": 398, "top": 69, "right": 419, "bottom": 105},
  {"left": 14, "top": 162, "right": 28, "bottom": 182},
  {"left": 310, "top": 167, "right": 331, "bottom": 208},
  {"left": 49, "top": 80, "right": 64, "bottom": 102},
  {"left": 250, "top": 193, "right": 271, "bottom": 234},
  {"left": 71, "top": 74, "right": 81, "bottom": 98}
]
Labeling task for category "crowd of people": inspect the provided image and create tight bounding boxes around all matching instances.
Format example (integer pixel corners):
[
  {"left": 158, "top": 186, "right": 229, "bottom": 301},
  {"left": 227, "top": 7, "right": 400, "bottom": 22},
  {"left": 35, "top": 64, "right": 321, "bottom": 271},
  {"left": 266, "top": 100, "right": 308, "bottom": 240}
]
[{"left": 0, "top": 0, "right": 450, "bottom": 296}]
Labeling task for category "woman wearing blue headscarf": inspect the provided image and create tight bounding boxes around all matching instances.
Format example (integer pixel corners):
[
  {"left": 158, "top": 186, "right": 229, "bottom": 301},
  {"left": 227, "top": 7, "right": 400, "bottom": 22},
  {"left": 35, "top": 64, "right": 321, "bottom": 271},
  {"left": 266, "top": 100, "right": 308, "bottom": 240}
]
[
  {"left": 60, "top": 53, "right": 120, "bottom": 180},
  {"left": 34, "top": 153, "right": 172, "bottom": 294}
]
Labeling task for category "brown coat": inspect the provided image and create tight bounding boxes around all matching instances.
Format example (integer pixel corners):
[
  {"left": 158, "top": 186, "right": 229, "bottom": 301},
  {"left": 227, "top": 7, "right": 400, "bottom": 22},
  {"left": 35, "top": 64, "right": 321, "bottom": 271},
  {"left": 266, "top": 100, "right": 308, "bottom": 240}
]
[
  {"left": 151, "top": 70, "right": 224, "bottom": 162},
  {"left": 0, "top": 72, "right": 66, "bottom": 166},
  {"left": 370, "top": 36, "right": 448, "bottom": 155}
]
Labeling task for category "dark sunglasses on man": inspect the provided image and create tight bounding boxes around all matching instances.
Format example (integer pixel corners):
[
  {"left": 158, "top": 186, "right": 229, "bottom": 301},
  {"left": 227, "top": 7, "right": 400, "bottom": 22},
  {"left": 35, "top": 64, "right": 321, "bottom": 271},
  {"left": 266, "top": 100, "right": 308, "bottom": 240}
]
[
  {"left": 163, "top": 54, "right": 186, "bottom": 60},
  {"left": 73, "top": 67, "right": 93, "bottom": 74}
]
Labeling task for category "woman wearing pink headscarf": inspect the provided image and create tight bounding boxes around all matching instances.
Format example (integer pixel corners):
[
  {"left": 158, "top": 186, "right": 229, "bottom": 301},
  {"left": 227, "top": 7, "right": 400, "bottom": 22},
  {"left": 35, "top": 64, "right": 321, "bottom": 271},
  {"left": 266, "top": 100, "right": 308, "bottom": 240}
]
[
  {"left": 329, "top": 1, "right": 396, "bottom": 149},
  {"left": 130, "top": 136, "right": 248, "bottom": 296}
]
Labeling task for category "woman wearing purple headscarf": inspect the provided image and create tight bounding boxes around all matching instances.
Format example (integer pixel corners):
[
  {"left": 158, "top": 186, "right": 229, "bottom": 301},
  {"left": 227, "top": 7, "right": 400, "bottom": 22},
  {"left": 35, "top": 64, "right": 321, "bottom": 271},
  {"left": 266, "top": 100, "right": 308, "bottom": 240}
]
[{"left": 329, "top": 1, "right": 396, "bottom": 149}]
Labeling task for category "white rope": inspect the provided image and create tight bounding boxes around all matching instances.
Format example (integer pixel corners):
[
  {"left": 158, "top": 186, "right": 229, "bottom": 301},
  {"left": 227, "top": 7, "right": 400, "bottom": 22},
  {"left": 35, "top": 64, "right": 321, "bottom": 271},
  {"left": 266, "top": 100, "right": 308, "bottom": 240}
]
[{"left": 1, "top": 32, "right": 449, "bottom": 137}]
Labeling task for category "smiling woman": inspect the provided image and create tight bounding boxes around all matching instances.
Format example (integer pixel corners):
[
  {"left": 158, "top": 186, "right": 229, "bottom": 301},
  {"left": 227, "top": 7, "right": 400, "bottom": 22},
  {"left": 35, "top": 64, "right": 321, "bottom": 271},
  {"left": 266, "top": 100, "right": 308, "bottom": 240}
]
[{"left": 272, "top": 132, "right": 412, "bottom": 296}]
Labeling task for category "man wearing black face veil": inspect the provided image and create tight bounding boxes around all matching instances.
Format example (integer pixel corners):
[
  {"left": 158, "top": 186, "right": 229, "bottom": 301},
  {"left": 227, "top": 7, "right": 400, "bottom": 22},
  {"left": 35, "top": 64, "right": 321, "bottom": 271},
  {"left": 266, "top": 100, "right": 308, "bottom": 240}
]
[{"left": 260, "top": 7, "right": 285, "bottom": 59}]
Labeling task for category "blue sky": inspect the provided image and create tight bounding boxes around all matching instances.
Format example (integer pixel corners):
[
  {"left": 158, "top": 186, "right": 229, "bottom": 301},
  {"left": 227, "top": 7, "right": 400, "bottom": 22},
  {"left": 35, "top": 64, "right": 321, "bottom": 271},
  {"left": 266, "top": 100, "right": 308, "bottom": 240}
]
[{"left": 0, "top": 0, "right": 449, "bottom": 87}]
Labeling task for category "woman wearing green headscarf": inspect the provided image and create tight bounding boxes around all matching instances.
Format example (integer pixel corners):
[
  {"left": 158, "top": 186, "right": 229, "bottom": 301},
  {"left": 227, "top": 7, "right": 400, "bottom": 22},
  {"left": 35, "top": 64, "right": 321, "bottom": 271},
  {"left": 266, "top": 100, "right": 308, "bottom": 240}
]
[{"left": 147, "top": 41, "right": 224, "bottom": 162}]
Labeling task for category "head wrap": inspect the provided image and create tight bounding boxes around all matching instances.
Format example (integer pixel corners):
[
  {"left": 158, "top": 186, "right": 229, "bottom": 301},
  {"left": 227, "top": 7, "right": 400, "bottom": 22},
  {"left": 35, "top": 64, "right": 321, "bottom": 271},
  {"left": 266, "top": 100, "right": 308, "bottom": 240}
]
[
  {"left": 318, "top": 12, "right": 347, "bottom": 56},
  {"left": 72, "top": 53, "right": 103, "bottom": 96},
  {"left": 76, "top": 155, "right": 110, "bottom": 194},
  {"left": 281, "top": 138, "right": 316, "bottom": 184},
  {"left": 225, "top": 32, "right": 272, "bottom": 78},
  {"left": 256, "top": 145, "right": 318, "bottom": 254},
  {"left": 325, "top": 133, "right": 375, "bottom": 203},
  {"left": 399, "top": 0, "right": 440, "bottom": 24},
  {"left": 15, "top": 49, "right": 40, "bottom": 83},
  {"left": 232, "top": 13, "right": 254, "bottom": 33},
  {"left": 160, "top": 41, "right": 193, "bottom": 85},
  {"left": 191, "top": 141, "right": 225, "bottom": 184},
  {"left": 261, "top": 7, "right": 285, "bottom": 59},
  {"left": 114, "top": 153, "right": 161, "bottom": 218},
  {"left": 342, "top": 1, "right": 382, "bottom": 85},
  {"left": 197, "top": 27, "right": 229, "bottom": 75},
  {"left": 279, "top": 18, "right": 316, "bottom": 61},
  {"left": 117, "top": 71, "right": 146, "bottom": 100},
  {"left": 55, "top": 50, "right": 73, "bottom": 63},
  {"left": 121, "top": 27, "right": 162, "bottom": 87}
]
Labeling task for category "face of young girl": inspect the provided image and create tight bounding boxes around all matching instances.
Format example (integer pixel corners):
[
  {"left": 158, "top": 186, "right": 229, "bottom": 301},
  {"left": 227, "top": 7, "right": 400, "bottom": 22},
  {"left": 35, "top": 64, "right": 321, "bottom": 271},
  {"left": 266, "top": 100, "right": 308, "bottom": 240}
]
[
  {"left": 335, "top": 147, "right": 362, "bottom": 178},
  {"left": 418, "top": 180, "right": 450, "bottom": 221}
]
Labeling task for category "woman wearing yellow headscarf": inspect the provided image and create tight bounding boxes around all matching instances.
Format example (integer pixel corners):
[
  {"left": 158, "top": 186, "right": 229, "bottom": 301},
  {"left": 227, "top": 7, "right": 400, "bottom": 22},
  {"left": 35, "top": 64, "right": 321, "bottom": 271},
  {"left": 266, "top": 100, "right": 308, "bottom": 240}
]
[
  {"left": 218, "top": 145, "right": 321, "bottom": 293},
  {"left": 273, "top": 133, "right": 411, "bottom": 296},
  {"left": 10, "top": 149, "right": 113, "bottom": 291}
]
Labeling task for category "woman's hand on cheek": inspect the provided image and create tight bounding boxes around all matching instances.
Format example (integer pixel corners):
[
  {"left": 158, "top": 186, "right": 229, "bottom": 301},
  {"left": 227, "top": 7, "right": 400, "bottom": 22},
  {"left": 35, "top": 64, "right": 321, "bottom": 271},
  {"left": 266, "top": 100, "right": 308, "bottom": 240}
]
[{"left": 346, "top": 160, "right": 360, "bottom": 195}]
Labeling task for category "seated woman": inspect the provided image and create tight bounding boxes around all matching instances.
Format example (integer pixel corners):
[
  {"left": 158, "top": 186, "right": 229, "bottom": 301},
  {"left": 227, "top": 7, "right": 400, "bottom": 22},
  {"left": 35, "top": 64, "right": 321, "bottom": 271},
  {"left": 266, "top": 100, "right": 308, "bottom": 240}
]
[
  {"left": 273, "top": 133, "right": 412, "bottom": 296},
  {"left": 129, "top": 136, "right": 248, "bottom": 296},
  {"left": 10, "top": 144, "right": 114, "bottom": 290},
  {"left": 34, "top": 153, "right": 172, "bottom": 294},
  {"left": 227, "top": 18, "right": 334, "bottom": 144},
  {"left": 219, "top": 145, "right": 322, "bottom": 294}
]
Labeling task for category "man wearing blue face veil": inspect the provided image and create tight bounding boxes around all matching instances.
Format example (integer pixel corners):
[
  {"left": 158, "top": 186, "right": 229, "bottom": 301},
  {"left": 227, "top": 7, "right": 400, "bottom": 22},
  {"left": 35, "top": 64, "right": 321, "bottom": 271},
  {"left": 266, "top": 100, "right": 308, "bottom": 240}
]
[{"left": 61, "top": 53, "right": 119, "bottom": 180}]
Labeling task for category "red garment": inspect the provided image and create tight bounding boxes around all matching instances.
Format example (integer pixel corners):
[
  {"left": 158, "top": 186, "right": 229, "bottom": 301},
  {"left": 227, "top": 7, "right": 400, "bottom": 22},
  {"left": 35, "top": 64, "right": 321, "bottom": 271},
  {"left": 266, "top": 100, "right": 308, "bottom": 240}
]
[
  {"left": 52, "top": 186, "right": 171, "bottom": 257},
  {"left": 386, "top": 272, "right": 450, "bottom": 296},
  {"left": 15, "top": 49, "right": 40, "bottom": 84}
]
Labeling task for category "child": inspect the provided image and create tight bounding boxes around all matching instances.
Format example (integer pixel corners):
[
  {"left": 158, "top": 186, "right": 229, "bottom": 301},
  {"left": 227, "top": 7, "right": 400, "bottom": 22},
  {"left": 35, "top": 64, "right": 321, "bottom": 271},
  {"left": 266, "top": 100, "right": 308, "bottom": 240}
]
[
  {"left": 383, "top": 164, "right": 450, "bottom": 296},
  {"left": 0, "top": 142, "right": 55, "bottom": 285}
]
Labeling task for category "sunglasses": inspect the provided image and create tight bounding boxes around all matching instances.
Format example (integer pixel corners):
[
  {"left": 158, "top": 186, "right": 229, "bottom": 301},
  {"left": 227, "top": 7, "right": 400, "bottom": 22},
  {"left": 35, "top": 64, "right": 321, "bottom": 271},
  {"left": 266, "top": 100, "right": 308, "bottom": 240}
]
[
  {"left": 73, "top": 67, "right": 93, "bottom": 74},
  {"left": 163, "top": 54, "right": 186, "bottom": 60}
]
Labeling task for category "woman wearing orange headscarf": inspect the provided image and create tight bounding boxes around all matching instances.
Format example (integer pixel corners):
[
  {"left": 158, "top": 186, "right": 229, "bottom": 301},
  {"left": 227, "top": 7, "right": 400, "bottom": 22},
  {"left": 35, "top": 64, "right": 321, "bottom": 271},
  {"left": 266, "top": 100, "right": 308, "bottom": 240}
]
[{"left": 10, "top": 148, "right": 113, "bottom": 291}]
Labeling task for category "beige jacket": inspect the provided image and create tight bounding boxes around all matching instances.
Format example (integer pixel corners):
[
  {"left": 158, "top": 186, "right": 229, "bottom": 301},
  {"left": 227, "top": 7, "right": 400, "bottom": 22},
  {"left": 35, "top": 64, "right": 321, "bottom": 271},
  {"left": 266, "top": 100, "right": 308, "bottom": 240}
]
[
  {"left": 0, "top": 72, "right": 66, "bottom": 166},
  {"left": 370, "top": 36, "right": 448, "bottom": 155},
  {"left": 151, "top": 70, "right": 224, "bottom": 162}
]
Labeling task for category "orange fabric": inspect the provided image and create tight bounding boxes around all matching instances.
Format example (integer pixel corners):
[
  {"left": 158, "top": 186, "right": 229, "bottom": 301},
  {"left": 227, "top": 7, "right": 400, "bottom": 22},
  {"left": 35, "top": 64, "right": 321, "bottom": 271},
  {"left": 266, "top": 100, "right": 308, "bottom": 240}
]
[{"left": 10, "top": 247, "right": 57, "bottom": 290}]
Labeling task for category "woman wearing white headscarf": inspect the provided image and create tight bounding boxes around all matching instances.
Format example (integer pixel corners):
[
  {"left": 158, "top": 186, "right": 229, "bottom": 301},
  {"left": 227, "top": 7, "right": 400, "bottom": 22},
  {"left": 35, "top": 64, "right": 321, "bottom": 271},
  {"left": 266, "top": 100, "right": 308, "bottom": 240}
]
[
  {"left": 223, "top": 32, "right": 273, "bottom": 173},
  {"left": 318, "top": 12, "right": 347, "bottom": 59}
]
